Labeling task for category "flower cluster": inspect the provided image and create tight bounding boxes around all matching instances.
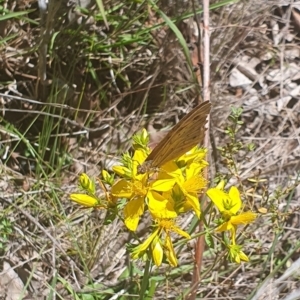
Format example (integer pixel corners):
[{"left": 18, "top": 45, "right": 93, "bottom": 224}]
[
  {"left": 70, "top": 129, "right": 208, "bottom": 266},
  {"left": 69, "top": 129, "right": 257, "bottom": 266},
  {"left": 206, "top": 181, "right": 257, "bottom": 263},
  {"left": 112, "top": 129, "right": 209, "bottom": 266}
]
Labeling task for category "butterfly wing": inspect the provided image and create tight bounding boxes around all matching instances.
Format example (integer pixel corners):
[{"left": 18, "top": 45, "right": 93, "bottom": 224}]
[{"left": 145, "top": 101, "right": 211, "bottom": 168}]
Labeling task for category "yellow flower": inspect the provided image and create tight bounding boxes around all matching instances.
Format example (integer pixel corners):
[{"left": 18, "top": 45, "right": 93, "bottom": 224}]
[
  {"left": 112, "top": 138, "right": 209, "bottom": 231},
  {"left": 112, "top": 148, "right": 178, "bottom": 230},
  {"left": 70, "top": 174, "right": 111, "bottom": 209},
  {"left": 102, "top": 170, "right": 114, "bottom": 186},
  {"left": 207, "top": 184, "right": 242, "bottom": 215},
  {"left": 132, "top": 128, "right": 150, "bottom": 151},
  {"left": 131, "top": 228, "right": 159, "bottom": 259},
  {"left": 206, "top": 182, "right": 257, "bottom": 242},
  {"left": 131, "top": 219, "right": 190, "bottom": 267},
  {"left": 112, "top": 173, "right": 178, "bottom": 230},
  {"left": 112, "top": 175, "right": 147, "bottom": 231},
  {"left": 70, "top": 194, "right": 99, "bottom": 207},
  {"left": 168, "top": 162, "right": 207, "bottom": 218},
  {"left": 111, "top": 149, "right": 147, "bottom": 230},
  {"left": 177, "top": 146, "right": 207, "bottom": 166},
  {"left": 151, "top": 236, "right": 164, "bottom": 266},
  {"left": 79, "top": 173, "right": 95, "bottom": 194},
  {"left": 228, "top": 243, "right": 249, "bottom": 264}
]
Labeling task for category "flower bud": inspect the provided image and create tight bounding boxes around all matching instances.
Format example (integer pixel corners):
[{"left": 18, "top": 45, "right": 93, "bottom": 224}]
[{"left": 79, "top": 173, "right": 95, "bottom": 194}]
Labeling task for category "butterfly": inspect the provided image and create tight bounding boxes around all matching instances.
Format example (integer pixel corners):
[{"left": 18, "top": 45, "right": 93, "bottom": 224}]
[{"left": 138, "top": 101, "right": 211, "bottom": 174}]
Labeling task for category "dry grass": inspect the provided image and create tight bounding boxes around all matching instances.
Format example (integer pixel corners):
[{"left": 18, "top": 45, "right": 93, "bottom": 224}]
[{"left": 0, "top": 0, "right": 299, "bottom": 299}]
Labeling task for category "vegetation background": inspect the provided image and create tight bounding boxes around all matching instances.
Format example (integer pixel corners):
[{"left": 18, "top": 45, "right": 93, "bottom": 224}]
[{"left": 0, "top": 0, "right": 299, "bottom": 299}]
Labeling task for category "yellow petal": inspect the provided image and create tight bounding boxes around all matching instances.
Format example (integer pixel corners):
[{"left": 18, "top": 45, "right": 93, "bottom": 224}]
[
  {"left": 183, "top": 193, "right": 201, "bottom": 218},
  {"left": 186, "top": 161, "right": 207, "bottom": 178},
  {"left": 177, "top": 146, "right": 206, "bottom": 164},
  {"left": 113, "top": 165, "right": 132, "bottom": 177},
  {"left": 228, "top": 186, "right": 242, "bottom": 213},
  {"left": 171, "top": 225, "right": 191, "bottom": 239},
  {"left": 183, "top": 176, "right": 206, "bottom": 194},
  {"left": 124, "top": 197, "right": 145, "bottom": 231},
  {"left": 131, "top": 228, "right": 159, "bottom": 259},
  {"left": 133, "top": 149, "right": 148, "bottom": 166},
  {"left": 238, "top": 250, "right": 249, "bottom": 262},
  {"left": 111, "top": 180, "right": 132, "bottom": 198},
  {"left": 216, "top": 180, "right": 225, "bottom": 190},
  {"left": 102, "top": 170, "right": 114, "bottom": 185},
  {"left": 70, "top": 194, "right": 98, "bottom": 207},
  {"left": 230, "top": 211, "right": 257, "bottom": 225},
  {"left": 206, "top": 188, "right": 228, "bottom": 211},
  {"left": 79, "top": 173, "right": 95, "bottom": 194},
  {"left": 177, "top": 147, "right": 198, "bottom": 161},
  {"left": 102, "top": 170, "right": 110, "bottom": 181},
  {"left": 160, "top": 161, "right": 182, "bottom": 177},
  {"left": 216, "top": 221, "right": 234, "bottom": 232},
  {"left": 148, "top": 191, "right": 177, "bottom": 219},
  {"left": 234, "top": 253, "right": 241, "bottom": 264},
  {"left": 151, "top": 236, "right": 163, "bottom": 267},
  {"left": 207, "top": 186, "right": 241, "bottom": 214},
  {"left": 151, "top": 178, "right": 176, "bottom": 192},
  {"left": 229, "top": 244, "right": 249, "bottom": 264},
  {"left": 141, "top": 128, "right": 149, "bottom": 144},
  {"left": 164, "top": 234, "right": 178, "bottom": 267}
]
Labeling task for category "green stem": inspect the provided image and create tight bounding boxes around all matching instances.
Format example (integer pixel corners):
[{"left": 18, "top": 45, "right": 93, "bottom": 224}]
[{"left": 139, "top": 258, "right": 152, "bottom": 300}]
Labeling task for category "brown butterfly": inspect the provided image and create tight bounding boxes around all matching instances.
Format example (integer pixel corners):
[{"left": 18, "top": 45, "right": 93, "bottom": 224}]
[{"left": 138, "top": 101, "right": 211, "bottom": 173}]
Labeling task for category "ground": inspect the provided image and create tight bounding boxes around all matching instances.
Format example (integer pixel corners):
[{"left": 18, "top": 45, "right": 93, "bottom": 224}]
[{"left": 0, "top": 0, "right": 299, "bottom": 299}]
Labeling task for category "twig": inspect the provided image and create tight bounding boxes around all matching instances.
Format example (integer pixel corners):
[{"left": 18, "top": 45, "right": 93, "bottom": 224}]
[{"left": 187, "top": 0, "right": 211, "bottom": 298}]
